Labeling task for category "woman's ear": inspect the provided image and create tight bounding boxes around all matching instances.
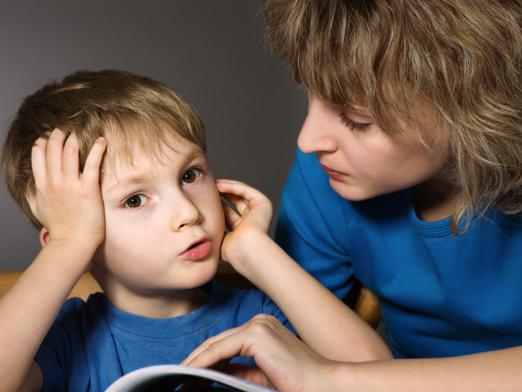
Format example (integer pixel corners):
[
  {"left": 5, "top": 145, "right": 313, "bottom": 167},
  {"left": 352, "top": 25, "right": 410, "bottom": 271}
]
[{"left": 39, "top": 227, "right": 49, "bottom": 247}]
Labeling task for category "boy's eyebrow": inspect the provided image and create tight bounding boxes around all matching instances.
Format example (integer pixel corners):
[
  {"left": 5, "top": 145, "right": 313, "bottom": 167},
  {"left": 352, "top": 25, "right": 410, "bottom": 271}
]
[
  {"left": 104, "top": 174, "right": 150, "bottom": 194},
  {"left": 103, "top": 148, "right": 206, "bottom": 194}
]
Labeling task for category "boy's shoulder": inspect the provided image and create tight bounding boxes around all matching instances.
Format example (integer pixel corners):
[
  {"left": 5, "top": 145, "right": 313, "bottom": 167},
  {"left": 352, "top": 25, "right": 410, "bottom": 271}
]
[
  {"left": 51, "top": 294, "right": 102, "bottom": 326},
  {"left": 39, "top": 293, "right": 109, "bottom": 355},
  {"left": 62, "top": 290, "right": 105, "bottom": 308},
  {"left": 49, "top": 284, "right": 288, "bottom": 338},
  {"left": 211, "top": 281, "right": 291, "bottom": 331},
  {"left": 209, "top": 281, "right": 275, "bottom": 315}
]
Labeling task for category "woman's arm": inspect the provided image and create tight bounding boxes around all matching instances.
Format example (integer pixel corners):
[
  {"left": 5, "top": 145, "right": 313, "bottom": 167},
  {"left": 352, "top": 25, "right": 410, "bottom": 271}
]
[
  {"left": 331, "top": 345, "right": 522, "bottom": 391},
  {"left": 184, "top": 317, "right": 522, "bottom": 392}
]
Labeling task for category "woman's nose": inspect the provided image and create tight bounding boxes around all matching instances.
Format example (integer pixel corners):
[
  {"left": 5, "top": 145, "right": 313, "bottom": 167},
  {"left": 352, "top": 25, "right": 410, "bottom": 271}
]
[{"left": 297, "top": 99, "right": 337, "bottom": 154}]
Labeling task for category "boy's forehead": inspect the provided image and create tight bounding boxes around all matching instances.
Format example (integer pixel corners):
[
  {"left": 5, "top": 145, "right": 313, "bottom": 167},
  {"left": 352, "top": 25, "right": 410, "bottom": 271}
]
[{"left": 101, "top": 136, "right": 205, "bottom": 184}]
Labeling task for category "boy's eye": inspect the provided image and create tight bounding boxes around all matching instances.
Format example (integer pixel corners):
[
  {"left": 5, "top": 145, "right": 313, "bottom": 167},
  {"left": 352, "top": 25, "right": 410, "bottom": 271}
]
[
  {"left": 339, "top": 113, "right": 371, "bottom": 132},
  {"left": 181, "top": 167, "right": 203, "bottom": 184},
  {"left": 123, "top": 194, "right": 147, "bottom": 208}
]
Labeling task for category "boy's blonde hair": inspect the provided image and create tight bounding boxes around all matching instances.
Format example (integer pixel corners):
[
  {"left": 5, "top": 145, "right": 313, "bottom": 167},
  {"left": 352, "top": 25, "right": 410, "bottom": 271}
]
[
  {"left": 265, "top": 0, "right": 522, "bottom": 227},
  {"left": 2, "top": 70, "right": 206, "bottom": 229}
]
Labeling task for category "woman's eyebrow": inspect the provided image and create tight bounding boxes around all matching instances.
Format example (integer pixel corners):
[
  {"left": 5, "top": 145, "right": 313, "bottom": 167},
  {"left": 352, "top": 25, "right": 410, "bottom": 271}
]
[{"left": 343, "top": 105, "right": 373, "bottom": 119}]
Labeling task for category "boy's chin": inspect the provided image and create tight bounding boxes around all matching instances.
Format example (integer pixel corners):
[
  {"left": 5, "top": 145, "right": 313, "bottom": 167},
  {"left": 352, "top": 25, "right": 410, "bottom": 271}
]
[{"left": 181, "top": 260, "right": 219, "bottom": 289}]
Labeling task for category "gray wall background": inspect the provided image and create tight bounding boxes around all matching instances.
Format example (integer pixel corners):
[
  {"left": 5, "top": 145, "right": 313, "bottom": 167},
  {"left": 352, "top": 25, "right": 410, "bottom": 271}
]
[{"left": 0, "top": 1, "right": 306, "bottom": 271}]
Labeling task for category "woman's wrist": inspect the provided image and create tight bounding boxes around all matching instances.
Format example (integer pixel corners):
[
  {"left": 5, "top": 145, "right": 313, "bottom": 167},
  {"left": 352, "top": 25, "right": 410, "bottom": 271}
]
[
  {"left": 303, "top": 359, "right": 358, "bottom": 392},
  {"left": 325, "top": 361, "right": 364, "bottom": 392}
]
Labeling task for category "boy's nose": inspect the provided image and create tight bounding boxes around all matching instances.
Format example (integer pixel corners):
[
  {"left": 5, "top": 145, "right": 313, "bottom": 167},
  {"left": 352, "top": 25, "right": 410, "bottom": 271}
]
[{"left": 171, "top": 195, "right": 202, "bottom": 231}]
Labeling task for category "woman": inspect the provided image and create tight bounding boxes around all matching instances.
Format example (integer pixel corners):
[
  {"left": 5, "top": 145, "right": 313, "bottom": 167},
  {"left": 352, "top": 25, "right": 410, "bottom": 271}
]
[{"left": 184, "top": 1, "right": 522, "bottom": 390}]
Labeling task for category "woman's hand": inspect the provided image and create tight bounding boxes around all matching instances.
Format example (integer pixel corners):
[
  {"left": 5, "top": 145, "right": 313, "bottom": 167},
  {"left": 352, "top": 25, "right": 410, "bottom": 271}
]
[
  {"left": 30, "top": 128, "right": 107, "bottom": 247},
  {"left": 217, "top": 179, "right": 273, "bottom": 265},
  {"left": 182, "top": 314, "right": 337, "bottom": 392}
]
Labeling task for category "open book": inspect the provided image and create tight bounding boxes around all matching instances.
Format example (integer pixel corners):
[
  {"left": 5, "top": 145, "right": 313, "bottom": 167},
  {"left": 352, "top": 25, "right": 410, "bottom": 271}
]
[{"left": 105, "top": 364, "right": 275, "bottom": 392}]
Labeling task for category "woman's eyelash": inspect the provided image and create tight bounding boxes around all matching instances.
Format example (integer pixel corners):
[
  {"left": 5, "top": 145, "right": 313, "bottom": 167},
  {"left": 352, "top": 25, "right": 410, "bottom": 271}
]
[{"left": 339, "top": 113, "right": 371, "bottom": 132}]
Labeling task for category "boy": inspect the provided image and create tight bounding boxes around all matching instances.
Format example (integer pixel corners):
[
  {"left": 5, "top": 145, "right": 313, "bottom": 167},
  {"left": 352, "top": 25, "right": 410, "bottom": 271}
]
[
  {"left": 1, "top": 70, "right": 387, "bottom": 391},
  {"left": 0, "top": 70, "right": 296, "bottom": 391}
]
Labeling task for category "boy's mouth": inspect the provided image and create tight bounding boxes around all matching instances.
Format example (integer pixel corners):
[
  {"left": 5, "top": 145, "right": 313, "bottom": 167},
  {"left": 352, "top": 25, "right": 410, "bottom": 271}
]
[{"left": 180, "top": 239, "right": 213, "bottom": 261}]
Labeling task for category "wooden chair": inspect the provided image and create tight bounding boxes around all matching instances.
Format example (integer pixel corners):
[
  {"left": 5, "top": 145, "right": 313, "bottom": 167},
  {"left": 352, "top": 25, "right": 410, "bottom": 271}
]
[{"left": 0, "top": 264, "right": 381, "bottom": 328}]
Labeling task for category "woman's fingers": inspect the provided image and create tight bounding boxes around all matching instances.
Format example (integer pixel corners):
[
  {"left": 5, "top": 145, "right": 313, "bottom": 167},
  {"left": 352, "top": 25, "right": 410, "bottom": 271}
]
[
  {"left": 224, "top": 364, "right": 272, "bottom": 388},
  {"left": 186, "top": 329, "right": 253, "bottom": 369},
  {"left": 182, "top": 315, "right": 327, "bottom": 392},
  {"left": 184, "top": 315, "right": 280, "bottom": 368},
  {"left": 182, "top": 324, "right": 245, "bottom": 365}
]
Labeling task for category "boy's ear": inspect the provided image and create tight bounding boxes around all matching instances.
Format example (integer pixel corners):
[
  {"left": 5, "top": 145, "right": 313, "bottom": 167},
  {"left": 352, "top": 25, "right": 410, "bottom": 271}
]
[{"left": 39, "top": 227, "right": 49, "bottom": 247}]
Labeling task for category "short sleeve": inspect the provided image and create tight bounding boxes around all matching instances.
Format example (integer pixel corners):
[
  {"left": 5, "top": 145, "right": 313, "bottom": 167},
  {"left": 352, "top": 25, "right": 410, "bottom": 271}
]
[
  {"left": 34, "top": 299, "right": 81, "bottom": 392},
  {"left": 275, "top": 149, "right": 356, "bottom": 303}
]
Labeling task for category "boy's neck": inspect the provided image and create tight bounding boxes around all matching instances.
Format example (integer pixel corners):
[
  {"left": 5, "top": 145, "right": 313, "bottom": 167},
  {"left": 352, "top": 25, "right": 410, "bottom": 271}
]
[
  {"left": 111, "top": 288, "right": 210, "bottom": 318},
  {"left": 94, "top": 273, "right": 211, "bottom": 318},
  {"left": 413, "top": 179, "right": 460, "bottom": 222}
]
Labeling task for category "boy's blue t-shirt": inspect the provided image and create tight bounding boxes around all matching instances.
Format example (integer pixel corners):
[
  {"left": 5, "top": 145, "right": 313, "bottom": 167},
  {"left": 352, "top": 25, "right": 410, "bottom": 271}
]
[
  {"left": 276, "top": 149, "right": 522, "bottom": 359},
  {"left": 35, "top": 281, "right": 290, "bottom": 392}
]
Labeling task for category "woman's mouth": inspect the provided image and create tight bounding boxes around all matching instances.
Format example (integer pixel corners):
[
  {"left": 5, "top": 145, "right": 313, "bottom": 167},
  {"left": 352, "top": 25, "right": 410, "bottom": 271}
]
[
  {"left": 180, "top": 239, "right": 213, "bottom": 261},
  {"left": 320, "top": 164, "right": 347, "bottom": 180}
]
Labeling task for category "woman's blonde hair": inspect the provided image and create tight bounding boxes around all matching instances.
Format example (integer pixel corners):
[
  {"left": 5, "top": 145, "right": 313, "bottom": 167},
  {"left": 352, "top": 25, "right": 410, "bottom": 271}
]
[
  {"left": 2, "top": 70, "right": 206, "bottom": 229},
  {"left": 265, "top": 0, "right": 522, "bottom": 228}
]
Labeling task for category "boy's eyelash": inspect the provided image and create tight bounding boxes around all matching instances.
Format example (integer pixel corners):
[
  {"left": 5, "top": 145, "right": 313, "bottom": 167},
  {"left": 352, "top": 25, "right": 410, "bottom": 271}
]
[
  {"left": 118, "top": 166, "right": 206, "bottom": 208},
  {"left": 339, "top": 113, "right": 371, "bottom": 132},
  {"left": 181, "top": 166, "right": 205, "bottom": 184},
  {"left": 122, "top": 193, "right": 148, "bottom": 209}
]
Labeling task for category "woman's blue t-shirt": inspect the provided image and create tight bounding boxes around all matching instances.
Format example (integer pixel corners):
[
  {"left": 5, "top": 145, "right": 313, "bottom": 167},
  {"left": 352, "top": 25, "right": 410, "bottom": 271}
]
[{"left": 276, "top": 149, "right": 522, "bottom": 358}]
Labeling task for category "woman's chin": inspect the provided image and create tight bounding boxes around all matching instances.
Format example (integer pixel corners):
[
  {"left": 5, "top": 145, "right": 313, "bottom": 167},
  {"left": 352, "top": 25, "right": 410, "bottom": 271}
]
[{"left": 329, "top": 179, "right": 371, "bottom": 201}]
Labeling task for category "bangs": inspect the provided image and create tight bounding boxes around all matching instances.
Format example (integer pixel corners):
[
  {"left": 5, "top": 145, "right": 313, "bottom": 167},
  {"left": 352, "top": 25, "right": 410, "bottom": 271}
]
[
  {"left": 75, "top": 114, "right": 205, "bottom": 173},
  {"left": 265, "top": 0, "right": 442, "bottom": 135},
  {"left": 269, "top": 1, "right": 372, "bottom": 106},
  {"left": 101, "top": 117, "right": 183, "bottom": 170},
  {"left": 59, "top": 93, "right": 207, "bottom": 173}
]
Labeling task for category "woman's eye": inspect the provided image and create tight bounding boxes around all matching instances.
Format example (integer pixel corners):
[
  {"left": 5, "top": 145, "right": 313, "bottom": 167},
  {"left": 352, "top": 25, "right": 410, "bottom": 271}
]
[
  {"left": 339, "top": 113, "right": 371, "bottom": 132},
  {"left": 123, "top": 194, "right": 147, "bottom": 208},
  {"left": 182, "top": 168, "right": 203, "bottom": 184}
]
